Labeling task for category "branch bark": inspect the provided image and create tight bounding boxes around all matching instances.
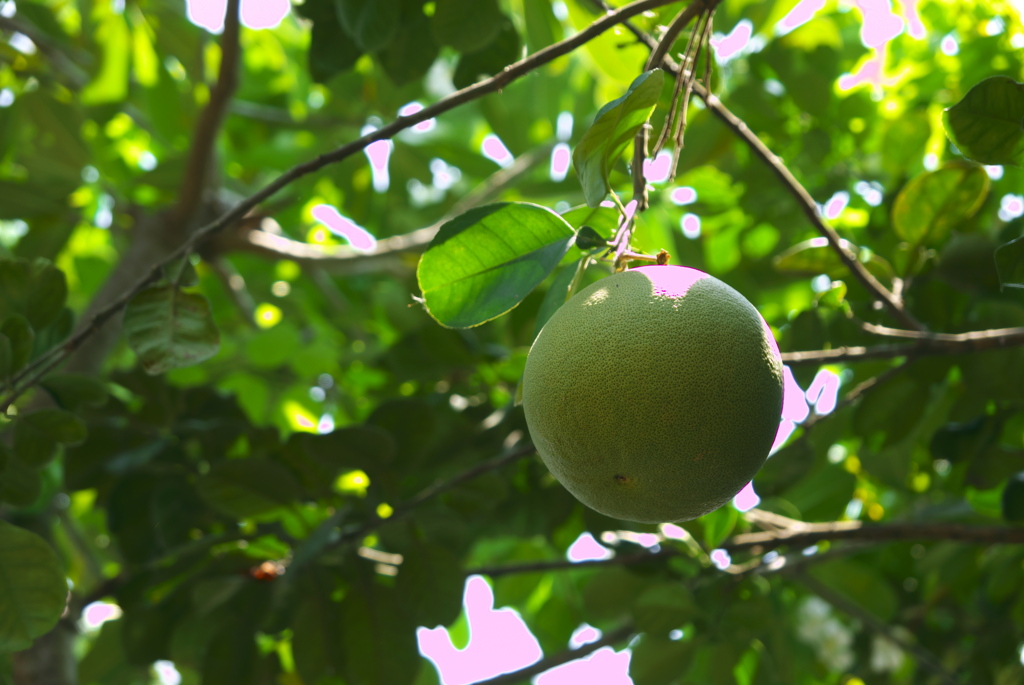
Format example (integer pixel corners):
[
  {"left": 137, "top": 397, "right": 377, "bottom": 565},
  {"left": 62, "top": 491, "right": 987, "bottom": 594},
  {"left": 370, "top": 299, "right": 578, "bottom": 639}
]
[
  {"left": 0, "top": 0, "right": 683, "bottom": 411},
  {"left": 721, "top": 520, "right": 1024, "bottom": 554},
  {"left": 596, "top": 3, "right": 925, "bottom": 332},
  {"left": 780, "top": 326, "right": 1024, "bottom": 365}
]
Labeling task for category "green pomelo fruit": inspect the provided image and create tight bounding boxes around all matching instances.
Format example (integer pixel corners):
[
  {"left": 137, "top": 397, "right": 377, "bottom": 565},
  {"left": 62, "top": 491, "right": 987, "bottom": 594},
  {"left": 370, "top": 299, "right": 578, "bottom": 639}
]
[{"left": 522, "top": 265, "right": 784, "bottom": 523}]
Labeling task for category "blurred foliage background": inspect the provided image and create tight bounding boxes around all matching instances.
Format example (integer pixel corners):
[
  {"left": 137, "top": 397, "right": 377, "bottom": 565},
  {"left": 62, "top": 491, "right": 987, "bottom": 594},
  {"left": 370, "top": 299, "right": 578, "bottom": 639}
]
[{"left": 1, "top": 0, "right": 1024, "bottom": 683}]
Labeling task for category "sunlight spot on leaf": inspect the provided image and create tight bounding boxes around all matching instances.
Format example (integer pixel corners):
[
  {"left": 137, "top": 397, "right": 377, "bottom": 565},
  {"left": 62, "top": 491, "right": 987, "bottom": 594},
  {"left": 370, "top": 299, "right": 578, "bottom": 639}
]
[
  {"left": 153, "top": 661, "right": 182, "bottom": 685},
  {"left": 336, "top": 470, "right": 370, "bottom": 497},
  {"left": 254, "top": 303, "right": 282, "bottom": 329},
  {"left": 999, "top": 194, "right": 1024, "bottom": 221},
  {"left": 376, "top": 503, "right": 393, "bottom": 519},
  {"left": 283, "top": 400, "right": 317, "bottom": 432},
  {"left": 80, "top": 602, "right": 122, "bottom": 631}
]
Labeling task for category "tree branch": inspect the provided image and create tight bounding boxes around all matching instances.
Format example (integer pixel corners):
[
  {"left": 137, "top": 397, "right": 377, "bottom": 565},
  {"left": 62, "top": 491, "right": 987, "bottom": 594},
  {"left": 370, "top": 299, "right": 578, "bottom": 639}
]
[
  {"left": 167, "top": 0, "right": 242, "bottom": 239},
  {"left": 0, "top": 0, "right": 683, "bottom": 411},
  {"left": 795, "top": 572, "right": 960, "bottom": 685},
  {"left": 471, "top": 623, "right": 636, "bottom": 685},
  {"left": 215, "top": 144, "right": 553, "bottom": 273},
  {"left": 721, "top": 520, "right": 1024, "bottom": 554},
  {"left": 780, "top": 326, "right": 1024, "bottom": 366},
  {"left": 596, "top": 5, "right": 925, "bottom": 331}
]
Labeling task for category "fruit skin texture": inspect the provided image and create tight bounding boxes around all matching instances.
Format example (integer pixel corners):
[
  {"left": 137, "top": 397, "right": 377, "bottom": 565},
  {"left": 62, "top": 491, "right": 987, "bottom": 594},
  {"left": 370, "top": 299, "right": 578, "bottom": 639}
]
[{"left": 522, "top": 265, "right": 784, "bottom": 523}]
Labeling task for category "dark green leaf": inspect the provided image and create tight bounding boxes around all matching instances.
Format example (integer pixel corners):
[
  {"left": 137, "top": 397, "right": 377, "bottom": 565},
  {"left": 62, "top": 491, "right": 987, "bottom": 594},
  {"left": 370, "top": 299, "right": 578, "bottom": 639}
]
[
  {"left": 629, "top": 633, "right": 698, "bottom": 685},
  {"left": 292, "top": 586, "right": 344, "bottom": 683},
  {"left": 431, "top": 0, "right": 503, "bottom": 53},
  {"left": 995, "top": 233, "right": 1024, "bottom": 290},
  {"left": 25, "top": 260, "right": 67, "bottom": 330},
  {"left": 581, "top": 566, "right": 648, "bottom": 623},
  {"left": 417, "top": 203, "right": 575, "bottom": 328},
  {"left": 341, "top": 570, "right": 419, "bottom": 685},
  {"left": 754, "top": 440, "right": 814, "bottom": 498},
  {"left": 395, "top": 539, "right": 465, "bottom": 627},
  {"left": 200, "top": 619, "right": 256, "bottom": 684},
  {"left": 41, "top": 373, "right": 110, "bottom": 410},
  {"left": 309, "top": 14, "right": 363, "bottom": 83},
  {"left": 123, "top": 285, "right": 220, "bottom": 375},
  {"left": 892, "top": 162, "right": 989, "bottom": 251},
  {"left": 573, "top": 69, "right": 664, "bottom": 207},
  {"left": 0, "top": 315, "right": 33, "bottom": 373},
  {"left": 809, "top": 559, "right": 899, "bottom": 621},
  {"left": 815, "top": 280, "right": 847, "bottom": 308},
  {"left": 335, "top": 0, "right": 400, "bottom": 52},
  {"left": 0, "top": 334, "right": 10, "bottom": 379},
  {"left": 575, "top": 225, "right": 609, "bottom": 250},
  {"left": 632, "top": 582, "right": 693, "bottom": 635},
  {"left": 378, "top": 12, "right": 439, "bottom": 86},
  {"left": 943, "top": 76, "right": 1024, "bottom": 166},
  {"left": 699, "top": 505, "right": 738, "bottom": 549},
  {"left": 452, "top": 17, "right": 521, "bottom": 90},
  {"left": 0, "top": 458, "right": 42, "bottom": 508},
  {"left": 196, "top": 459, "right": 303, "bottom": 519},
  {"left": 13, "top": 409, "right": 87, "bottom": 468},
  {"left": 1002, "top": 472, "right": 1024, "bottom": 522},
  {"left": 0, "top": 520, "right": 68, "bottom": 651},
  {"left": 533, "top": 260, "right": 581, "bottom": 339}
]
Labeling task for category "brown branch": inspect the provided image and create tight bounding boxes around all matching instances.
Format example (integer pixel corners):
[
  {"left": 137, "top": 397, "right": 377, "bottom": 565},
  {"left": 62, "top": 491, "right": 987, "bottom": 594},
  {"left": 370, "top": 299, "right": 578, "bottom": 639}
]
[
  {"left": 795, "top": 572, "right": 961, "bottom": 685},
  {"left": 468, "top": 547, "right": 681, "bottom": 578},
  {"left": 472, "top": 623, "right": 636, "bottom": 685},
  {"left": 168, "top": 0, "right": 242, "bottom": 239},
  {"left": 780, "top": 326, "right": 1024, "bottom": 366},
  {"left": 721, "top": 521, "right": 1024, "bottom": 554},
  {"left": 0, "top": 0, "right": 682, "bottom": 411},
  {"left": 218, "top": 144, "right": 553, "bottom": 272}
]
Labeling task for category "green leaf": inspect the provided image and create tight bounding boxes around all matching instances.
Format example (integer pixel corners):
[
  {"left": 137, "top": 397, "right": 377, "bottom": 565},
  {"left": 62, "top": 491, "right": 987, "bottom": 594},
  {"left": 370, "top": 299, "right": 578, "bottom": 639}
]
[
  {"left": 25, "top": 261, "right": 68, "bottom": 330},
  {"left": 452, "top": 16, "right": 521, "bottom": 90},
  {"left": 573, "top": 69, "right": 664, "bottom": 207},
  {"left": 417, "top": 202, "right": 576, "bottom": 328},
  {"left": 431, "top": 0, "right": 503, "bottom": 53},
  {"left": 309, "top": 14, "right": 362, "bottom": 83},
  {"left": 815, "top": 280, "right": 847, "bottom": 308},
  {"left": 699, "top": 505, "right": 738, "bottom": 549},
  {"left": 560, "top": 204, "right": 621, "bottom": 237},
  {"left": 0, "top": 458, "right": 42, "bottom": 508},
  {"left": 0, "top": 520, "right": 68, "bottom": 651},
  {"left": 575, "top": 225, "right": 609, "bottom": 250},
  {"left": 533, "top": 260, "right": 582, "bottom": 339},
  {"left": 0, "top": 259, "right": 67, "bottom": 330},
  {"left": 394, "top": 539, "right": 465, "bottom": 627},
  {"left": 772, "top": 237, "right": 894, "bottom": 281},
  {"left": 292, "top": 582, "right": 344, "bottom": 684},
  {"left": 0, "top": 315, "right": 33, "bottom": 373},
  {"left": 342, "top": 570, "right": 419, "bottom": 685},
  {"left": 40, "top": 373, "right": 110, "bottom": 410},
  {"left": 891, "top": 162, "right": 989, "bottom": 251},
  {"left": 629, "top": 633, "right": 698, "bottom": 685},
  {"left": 123, "top": 285, "right": 220, "bottom": 375},
  {"left": 0, "top": 334, "right": 10, "bottom": 379},
  {"left": 809, "top": 559, "right": 899, "bottom": 621},
  {"left": 581, "top": 566, "right": 648, "bottom": 623},
  {"left": 378, "top": 11, "right": 439, "bottom": 86},
  {"left": 632, "top": 582, "right": 693, "bottom": 635},
  {"left": 13, "top": 409, "right": 87, "bottom": 468},
  {"left": 335, "top": 0, "right": 399, "bottom": 52},
  {"left": 1002, "top": 471, "right": 1024, "bottom": 522},
  {"left": 943, "top": 76, "right": 1024, "bottom": 166},
  {"left": 995, "top": 234, "right": 1024, "bottom": 290},
  {"left": 196, "top": 459, "right": 303, "bottom": 519}
]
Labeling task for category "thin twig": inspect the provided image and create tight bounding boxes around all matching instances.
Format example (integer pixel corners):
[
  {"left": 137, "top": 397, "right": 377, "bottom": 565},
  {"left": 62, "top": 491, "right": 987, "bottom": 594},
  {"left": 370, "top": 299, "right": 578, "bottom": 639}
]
[
  {"left": 0, "top": 0, "right": 682, "bottom": 411},
  {"left": 721, "top": 522, "right": 1024, "bottom": 554},
  {"left": 208, "top": 258, "right": 257, "bottom": 325},
  {"left": 168, "top": 0, "right": 242, "bottom": 239},
  {"left": 795, "top": 572, "right": 961, "bottom": 685},
  {"left": 594, "top": 4, "right": 926, "bottom": 332},
  {"left": 780, "top": 326, "right": 1024, "bottom": 366}
]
